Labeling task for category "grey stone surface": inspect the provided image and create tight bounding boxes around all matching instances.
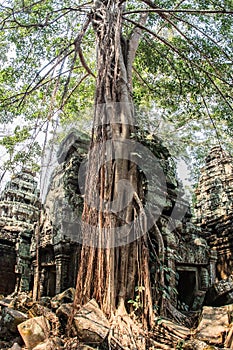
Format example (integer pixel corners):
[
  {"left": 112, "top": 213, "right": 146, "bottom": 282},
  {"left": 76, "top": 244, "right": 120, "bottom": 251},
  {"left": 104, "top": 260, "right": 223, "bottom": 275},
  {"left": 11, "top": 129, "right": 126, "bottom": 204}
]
[
  {"left": 0, "top": 169, "right": 40, "bottom": 294},
  {"left": 194, "top": 146, "right": 233, "bottom": 281}
]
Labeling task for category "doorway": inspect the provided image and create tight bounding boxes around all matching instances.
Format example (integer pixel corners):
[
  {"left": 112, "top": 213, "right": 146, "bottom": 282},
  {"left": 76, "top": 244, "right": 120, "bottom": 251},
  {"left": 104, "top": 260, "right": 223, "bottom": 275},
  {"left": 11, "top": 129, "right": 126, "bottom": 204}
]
[{"left": 177, "top": 268, "right": 198, "bottom": 309}]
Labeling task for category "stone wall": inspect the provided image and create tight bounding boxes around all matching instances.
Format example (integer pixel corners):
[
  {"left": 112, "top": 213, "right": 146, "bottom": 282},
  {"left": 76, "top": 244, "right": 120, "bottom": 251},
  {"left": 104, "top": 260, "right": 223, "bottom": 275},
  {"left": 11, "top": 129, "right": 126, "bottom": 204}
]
[
  {"left": 0, "top": 169, "right": 40, "bottom": 294},
  {"left": 31, "top": 130, "right": 89, "bottom": 298},
  {"left": 136, "top": 132, "right": 214, "bottom": 311},
  {"left": 194, "top": 146, "right": 233, "bottom": 280},
  {"left": 0, "top": 239, "right": 16, "bottom": 294}
]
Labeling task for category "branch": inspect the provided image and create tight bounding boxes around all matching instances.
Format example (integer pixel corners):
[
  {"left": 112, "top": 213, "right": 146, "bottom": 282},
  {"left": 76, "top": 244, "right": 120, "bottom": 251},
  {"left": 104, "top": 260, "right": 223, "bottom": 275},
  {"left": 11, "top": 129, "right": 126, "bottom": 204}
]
[
  {"left": 156, "top": 0, "right": 187, "bottom": 35},
  {"left": 157, "top": 13, "right": 233, "bottom": 84},
  {"left": 1, "top": 14, "right": 92, "bottom": 111},
  {"left": 127, "top": 12, "right": 148, "bottom": 84},
  {"left": 184, "top": 62, "right": 232, "bottom": 145},
  {"left": 201, "top": 92, "right": 223, "bottom": 149},
  {"left": 205, "top": 72, "right": 233, "bottom": 113},
  {"left": 0, "top": 64, "right": 82, "bottom": 109},
  {"left": 78, "top": 48, "right": 96, "bottom": 78},
  {"left": 17, "top": 48, "right": 74, "bottom": 108},
  {"left": 132, "top": 38, "right": 184, "bottom": 98},
  {"left": 59, "top": 73, "right": 90, "bottom": 111},
  {"left": 124, "top": 8, "right": 233, "bottom": 15},
  {"left": 123, "top": 17, "right": 233, "bottom": 100},
  {"left": 133, "top": 66, "right": 156, "bottom": 92},
  {"left": 73, "top": 15, "right": 95, "bottom": 78},
  {"left": 169, "top": 13, "right": 233, "bottom": 64},
  {"left": 142, "top": 35, "right": 184, "bottom": 95},
  {"left": 0, "top": 2, "right": 92, "bottom": 29}
]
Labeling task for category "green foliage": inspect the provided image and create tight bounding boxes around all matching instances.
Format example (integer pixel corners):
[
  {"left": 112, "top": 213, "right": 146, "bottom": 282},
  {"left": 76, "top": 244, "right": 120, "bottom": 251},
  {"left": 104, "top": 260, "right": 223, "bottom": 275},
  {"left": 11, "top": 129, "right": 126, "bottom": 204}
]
[
  {"left": 177, "top": 300, "right": 189, "bottom": 312},
  {"left": 128, "top": 286, "right": 145, "bottom": 311},
  {"left": 0, "top": 126, "right": 30, "bottom": 154},
  {"left": 160, "top": 264, "right": 179, "bottom": 301},
  {"left": 176, "top": 340, "right": 185, "bottom": 350},
  {"left": 0, "top": 124, "right": 41, "bottom": 174},
  {"left": 0, "top": 0, "right": 232, "bottom": 181},
  {"left": 132, "top": 2, "right": 233, "bottom": 180}
]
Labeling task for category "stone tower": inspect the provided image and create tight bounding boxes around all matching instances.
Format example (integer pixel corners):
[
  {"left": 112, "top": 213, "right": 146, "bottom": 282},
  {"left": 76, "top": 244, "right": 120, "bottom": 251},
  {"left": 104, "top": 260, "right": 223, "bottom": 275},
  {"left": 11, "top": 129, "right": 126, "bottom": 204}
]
[
  {"left": 195, "top": 146, "right": 233, "bottom": 280},
  {"left": 0, "top": 168, "right": 40, "bottom": 294},
  {"left": 31, "top": 130, "right": 89, "bottom": 298}
]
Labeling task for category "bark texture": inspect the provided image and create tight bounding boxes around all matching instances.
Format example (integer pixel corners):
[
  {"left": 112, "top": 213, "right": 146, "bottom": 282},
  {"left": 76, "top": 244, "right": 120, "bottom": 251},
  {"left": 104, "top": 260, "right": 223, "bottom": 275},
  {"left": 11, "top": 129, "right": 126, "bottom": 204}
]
[{"left": 74, "top": 0, "right": 153, "bottom": 328}]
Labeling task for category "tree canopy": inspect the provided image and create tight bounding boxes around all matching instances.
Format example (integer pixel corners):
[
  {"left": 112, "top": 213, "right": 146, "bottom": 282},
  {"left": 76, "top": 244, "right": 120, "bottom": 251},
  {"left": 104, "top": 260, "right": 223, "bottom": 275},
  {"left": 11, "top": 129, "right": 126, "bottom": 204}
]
[{"left": 0, "top": 0, "right": 232, "bottom": 181}]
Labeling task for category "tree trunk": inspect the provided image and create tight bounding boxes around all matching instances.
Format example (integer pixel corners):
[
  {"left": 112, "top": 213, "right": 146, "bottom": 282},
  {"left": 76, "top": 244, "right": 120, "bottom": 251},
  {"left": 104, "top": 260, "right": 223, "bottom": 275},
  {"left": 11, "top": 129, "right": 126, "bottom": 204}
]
[{"left": 74, "top": 0, "right": 153, "bottom": 328}]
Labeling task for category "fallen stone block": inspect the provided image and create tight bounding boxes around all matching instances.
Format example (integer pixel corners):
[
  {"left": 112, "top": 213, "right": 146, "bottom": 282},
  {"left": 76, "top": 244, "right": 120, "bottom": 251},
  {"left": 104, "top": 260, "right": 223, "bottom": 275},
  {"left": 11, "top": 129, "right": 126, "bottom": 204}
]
[
  {"left": 205, "top": 276, "right": 233, "bottom": 306},
  {"left": 39, "top": 297, "right": 51, "bottom": 308},
  {"left": 181, "top": 339, "right": 232, "bottom": 350},
  {"left": 17, "top": 316, "right": 50, "bottom": 350},
  {"left": 1, "top": 307, "right": 28, "bottom": 333},
  {"left": 195, "top": 305, "right": 229, "bottom": 345},
  {"left": 179, "top": 338, "right": 210, "bottom": 350},
  {"left": 28, "top": 303, "right": 52, "bottom": 318},
  {"left": 56, "top": 303, "right": 73, "bottom": 331},
  {"left": 0, "top": 297, "right": 14, "bottom": 308},
  {"left": 51, "top": 288, "right": 75, "bottom": 309},
  {"left": 62, "top": 336, "right": 79, "bottom": 349},
  {"left": 8, "top": 342, "right": 22, "bottom": 350},
  {"left": 9, "top": 292, "right": 33, "bottom": 313},
  {"left": 28, "top": 304, "right": 60, "bottom": 336},
  {"left": 73, "top": 299, "right": 110, "bottom": 344},
  {"left": 151, "top": 317, "right": 190, "bottom": 349},
  {"left": 56, "top": 303, "right": 73, "bottom": 320},
  {"left": 32, "top": 337, "right": 63, "bottom": 350}
]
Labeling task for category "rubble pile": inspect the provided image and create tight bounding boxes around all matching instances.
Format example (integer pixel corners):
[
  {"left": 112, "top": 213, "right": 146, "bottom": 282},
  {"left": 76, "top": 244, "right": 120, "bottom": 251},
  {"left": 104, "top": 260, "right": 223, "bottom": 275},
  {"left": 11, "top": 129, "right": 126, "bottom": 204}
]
[
  {"left": 0, "top": 289, "right": 109, "bottom": 350},
  {"left": 0, "top": 289, "right": 233, "bottom": 349}
]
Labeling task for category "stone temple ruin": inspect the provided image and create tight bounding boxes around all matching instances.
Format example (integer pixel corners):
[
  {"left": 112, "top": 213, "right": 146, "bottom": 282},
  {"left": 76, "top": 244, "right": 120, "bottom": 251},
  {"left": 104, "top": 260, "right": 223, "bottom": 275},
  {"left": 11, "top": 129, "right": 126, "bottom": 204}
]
[
  {"left": 195, "top": 146, "right": 233, "bottom": 281},
  {"left": 0, "top": 169, "right": 40, "bottom": 295},
  {"left": 31, "top": 130, "right": 89, "bottom": 299},
  {"left": 0, "top": 132, "right": 232, "bottom": 315}
]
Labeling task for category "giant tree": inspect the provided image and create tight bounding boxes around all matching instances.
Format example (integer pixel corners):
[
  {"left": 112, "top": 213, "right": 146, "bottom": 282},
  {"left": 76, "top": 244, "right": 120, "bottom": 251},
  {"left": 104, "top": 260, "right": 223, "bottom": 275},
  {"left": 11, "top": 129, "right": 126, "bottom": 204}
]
[{"left": 0, "top": 0, "right": 233, "bottom": 340}]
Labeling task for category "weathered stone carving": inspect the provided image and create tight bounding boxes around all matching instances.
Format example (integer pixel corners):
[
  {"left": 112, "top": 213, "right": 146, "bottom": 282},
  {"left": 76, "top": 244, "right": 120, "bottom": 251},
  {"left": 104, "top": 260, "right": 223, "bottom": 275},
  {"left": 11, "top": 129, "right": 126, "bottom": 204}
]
[
  {"left": 194, "top": 146, "right": 233, "bottom": 281},
  {"left": 0, "top": 169, "right": 40, "bottom": 294},
  {"left": 31, "top": 130, "right": 89, "bottom": 298}
]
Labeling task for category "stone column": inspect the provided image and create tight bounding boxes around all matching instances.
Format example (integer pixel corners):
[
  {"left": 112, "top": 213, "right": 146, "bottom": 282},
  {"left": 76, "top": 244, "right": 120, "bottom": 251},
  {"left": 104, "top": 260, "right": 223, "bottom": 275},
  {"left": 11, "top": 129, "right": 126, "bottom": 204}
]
[
  {"left": 200, "top": 267, "right": 209, "bottom": 291},
  {"left": 55, "top": 254, "right": 70, "bottom": 294},
  {"left": 32, "top": 260, "right": 39, "bottom": 301},
  {"left": 167, "top": 250, "right": 177, "bottom": 304},
  {"left": 209, "top": 249, "right": 218, "bottom": 285},
  {"left": 39, "top": 268, "right": 45, "bottom": 297}
]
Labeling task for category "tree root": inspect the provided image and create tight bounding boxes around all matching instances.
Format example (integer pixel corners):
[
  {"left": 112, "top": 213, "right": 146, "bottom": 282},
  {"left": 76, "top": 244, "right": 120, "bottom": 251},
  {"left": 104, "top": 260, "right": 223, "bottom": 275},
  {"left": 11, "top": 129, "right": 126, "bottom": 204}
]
[
  {"left": 106, "top": 306, "right": 191, "bottom": 350},
  {"left": 107, "top": 307, "right": 146, "bottom": 349}
]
